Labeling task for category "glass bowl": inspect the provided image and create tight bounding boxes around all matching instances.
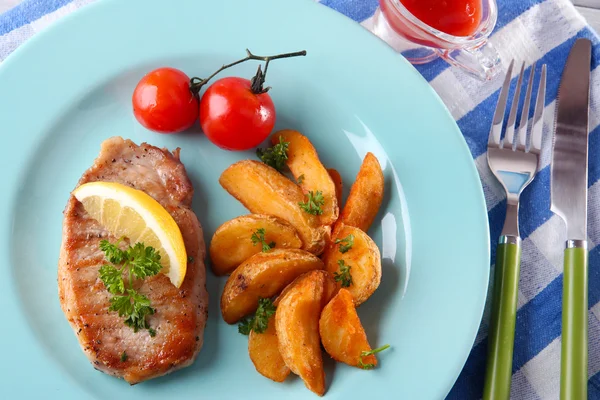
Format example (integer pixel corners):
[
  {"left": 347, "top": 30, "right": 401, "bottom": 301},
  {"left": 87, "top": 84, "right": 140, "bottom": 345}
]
[{"left": 370, "top": 0, "right": 500, "bottom": 80}]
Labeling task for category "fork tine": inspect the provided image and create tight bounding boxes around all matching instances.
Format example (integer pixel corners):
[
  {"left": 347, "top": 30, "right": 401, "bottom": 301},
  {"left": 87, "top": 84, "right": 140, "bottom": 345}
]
[
  {"left": 503, "top": 62, "right": 526, "bottom": 149},
  {"left": 488, "top": 60, "right": 515, "bottom": 147},
  {"left": 530, "top": 64, "right": 547, "bottom": 154},
  {"left": 517, "top": 62, "right": 536, "bottom": 151}
]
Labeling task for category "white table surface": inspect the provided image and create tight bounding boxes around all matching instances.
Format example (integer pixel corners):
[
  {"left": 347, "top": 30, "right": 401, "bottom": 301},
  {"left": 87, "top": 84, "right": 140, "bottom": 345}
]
[{"left": 0, "top": 0, "right": 599, "bottom": 31}]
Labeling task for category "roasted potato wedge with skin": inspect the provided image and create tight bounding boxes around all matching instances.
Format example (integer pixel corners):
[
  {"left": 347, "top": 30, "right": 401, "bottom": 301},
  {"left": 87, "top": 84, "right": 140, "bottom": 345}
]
[
  {"left": 248, "top": 314, "right": 290, "bottom": 382},
  {"left": 272, "top": 130, "right": 339, "bottom": 225},
  {"left": 277, "top": 269, "right": 338, "bottom": 309},
  {"left": 276, "top": 270, "right": 328, "bottom": 396},
  {"left": 322, "top": 270, "right": 339, "bottom": 307},
  {"left": 327, "top": 168, "right": 343, "bottom": 208},
  {"left": 319, "top": 288, "right": 377, "bottom": 368},
  {"left": 220, "top": 160, "right": 327, "bottom": 254},
  {"left": 209, "top": 214, "right": 302, "bottom": 276},
  {"left": 221, "top": 249, "right": 324, "bottom": 323},
  {"left": 322, "top": 224, "right": 381, "bottom": 305},
  {"left": 338, "top": 152, "right": 384, "bottom": 233},
  {"left": 248, "top": 270, "right": 336, "bottom": 385}
]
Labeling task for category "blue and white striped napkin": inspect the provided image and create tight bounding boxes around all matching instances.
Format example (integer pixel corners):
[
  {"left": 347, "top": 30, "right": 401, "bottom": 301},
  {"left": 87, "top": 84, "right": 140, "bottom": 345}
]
[{"left": 1, "top": 0, "right": 599, "bottom": 398}]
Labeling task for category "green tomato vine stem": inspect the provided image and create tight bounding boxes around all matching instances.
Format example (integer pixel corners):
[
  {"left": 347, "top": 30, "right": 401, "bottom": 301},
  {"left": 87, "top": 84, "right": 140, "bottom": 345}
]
[{"left": 189, "top": 48, "right": 307, "bottom": 96}]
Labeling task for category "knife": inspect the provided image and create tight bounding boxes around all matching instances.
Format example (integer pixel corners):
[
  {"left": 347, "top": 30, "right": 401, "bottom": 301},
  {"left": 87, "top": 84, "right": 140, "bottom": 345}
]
[{"left": 551, "top": 38, "right": 592, "bottom": 400}]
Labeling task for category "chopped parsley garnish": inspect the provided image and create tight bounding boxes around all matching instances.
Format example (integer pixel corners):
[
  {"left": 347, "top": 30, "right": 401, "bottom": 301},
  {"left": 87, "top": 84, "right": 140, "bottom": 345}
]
[
  {"left": 120, "top": 351, "right": 128, "bottom": 362},
  {"left": 333, "top": 260, "right": 353, "bottom": 288},
  {"left": 297, "top": 174, "right": 305, "bottom": 185},
  {"left": 98, "top": 239, "right": 162, "bottom": 334},
  {"left": 358, "top": 344, "right": 390, "bottom": 369},
  {"left": 257, "top": 136, "right": 289, "bottom": 172},
  {"left": 238, "top": 298, "right": 276, "bottom": 335},
  {"left": 108, "top": 290, "right": 156, "bottom": 333},
  {"left": 298, "top": 190, "right": 324, "bottom": 215},
  {"left": 251, "top": 228, "right": 276, "bottom": 252},
  {"left": 335, "top": 234, "right": 354, "bottom": 253},
  {"left": 100, "top": 238, "right": 127, "bottom": 264}
]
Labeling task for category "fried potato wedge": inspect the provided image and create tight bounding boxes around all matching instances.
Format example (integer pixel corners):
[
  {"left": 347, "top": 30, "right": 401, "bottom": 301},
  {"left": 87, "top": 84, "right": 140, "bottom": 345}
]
[
  {"left": 278, "top": 269, "right": 338, "bottom": 309},
  {"left": 220, "top": 160, "right": 327, "bottom": 254},
  {"left": 338, "top": 152, "right": 384, "bottom": 233},
  {"left": 209, "top": 214, "right": 302, "bottom": 276},
  {"left": 248, "top": 314, "right": 290, "bottom": 382},
  {"left": 272, "top": 130, "right": 339, "bottom": 225},
  {"left": 327, "top": 168, "right": 343, "bottom": 208},
  {"left": 221, "top": 249, "right": 324, "bottom": 323},
  {"left": 248, "top": 270, "right": 335, "bottom": 385},
  {"left": 276, "top": 270, "right": 328, "bottom": 396},
  {"left": 322, "top": 270, "right": 339, "bottom": 307},
  {"left": 319, "top": 289, "right": 376, "bottom": 368},
  {"left": 322, "top": 224, "right": 381, "bottom": 305}
]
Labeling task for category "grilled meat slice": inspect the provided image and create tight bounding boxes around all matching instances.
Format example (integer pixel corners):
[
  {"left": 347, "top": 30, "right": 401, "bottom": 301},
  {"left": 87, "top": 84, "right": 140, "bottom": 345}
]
[{"left": 58, "top": 136, "right": 208, "bottom": 384}]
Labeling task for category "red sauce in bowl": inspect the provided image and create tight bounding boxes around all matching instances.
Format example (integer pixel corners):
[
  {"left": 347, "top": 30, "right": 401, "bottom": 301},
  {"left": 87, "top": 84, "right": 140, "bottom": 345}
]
[{"left": 399, "top": 0, "right": 482, "bottom": 37}]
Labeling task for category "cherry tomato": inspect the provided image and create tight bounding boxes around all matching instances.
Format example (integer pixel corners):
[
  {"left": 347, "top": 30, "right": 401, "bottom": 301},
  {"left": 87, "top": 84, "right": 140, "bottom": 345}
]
[
  {"left": 199, "top": 77, "right": 275, "bottom": 151},
  {"left": 132, "top": 67, "right": 198, "bottom": 133}
]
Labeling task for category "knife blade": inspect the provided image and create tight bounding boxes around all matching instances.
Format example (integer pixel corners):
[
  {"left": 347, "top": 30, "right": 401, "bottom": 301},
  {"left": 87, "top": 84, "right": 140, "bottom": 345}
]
[
  {"left": 551, "top": 38, "right": 591, "bottom": 240},
  {"left": 551, "top": 37, "right": 592, "bottom": 400}
]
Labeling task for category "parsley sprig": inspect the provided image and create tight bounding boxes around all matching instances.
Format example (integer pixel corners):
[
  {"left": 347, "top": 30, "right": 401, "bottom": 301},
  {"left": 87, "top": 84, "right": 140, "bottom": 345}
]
[
  {"left": 358, "top": 344, "right": 390, "bottom": 369},
  {"left": 98, "top": 239, "right": 162, "bottom": 334},
  {"left": 335, "top": 234, "right": 354, "bottom": 253},
  {"left": 238, "top": 298, "right": 276, "bottom": 335},
  {"left": 334, "top": 260, "right": 353, "bottom": 288},
  {"left": 299, "top": 190, "right": 324, "bottom": 215},
  {"left": 257, "top": 136, "right": 289, "bottom": 172},
  {"left": 251, "top": 228, "right": 276, "bottom": 253}
]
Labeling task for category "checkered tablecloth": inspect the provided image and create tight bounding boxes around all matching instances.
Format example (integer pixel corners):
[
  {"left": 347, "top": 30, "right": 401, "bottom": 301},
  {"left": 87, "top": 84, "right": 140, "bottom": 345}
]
[{"left": 2, "top": 0, "right": 600, "bottom": 398}]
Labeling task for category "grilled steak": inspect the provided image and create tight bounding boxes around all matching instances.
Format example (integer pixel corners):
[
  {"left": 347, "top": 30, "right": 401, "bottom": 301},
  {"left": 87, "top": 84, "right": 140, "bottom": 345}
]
[{"left": 58, "top": 136, "right": 208, "bottom": 384}]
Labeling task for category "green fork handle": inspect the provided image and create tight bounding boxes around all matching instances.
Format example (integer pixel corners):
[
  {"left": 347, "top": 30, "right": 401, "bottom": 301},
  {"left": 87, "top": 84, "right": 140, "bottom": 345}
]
[
  {"left": 483, "top": 237, "right": 521, "bottom": 400},
  {"left": 560, "top": 243, "right": 588, "bottom": 400}
]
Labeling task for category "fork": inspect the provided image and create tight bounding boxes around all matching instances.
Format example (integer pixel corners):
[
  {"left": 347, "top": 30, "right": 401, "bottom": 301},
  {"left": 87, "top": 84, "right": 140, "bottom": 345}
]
[{"left": 483, "top": 60, "right": 547, "bottom": 400}]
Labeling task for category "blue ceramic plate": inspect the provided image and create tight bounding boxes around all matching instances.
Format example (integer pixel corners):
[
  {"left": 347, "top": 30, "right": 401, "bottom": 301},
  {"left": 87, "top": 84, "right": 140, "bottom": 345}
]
[{"left": 0, "top": 0, "right": 489, "bottom": 398}]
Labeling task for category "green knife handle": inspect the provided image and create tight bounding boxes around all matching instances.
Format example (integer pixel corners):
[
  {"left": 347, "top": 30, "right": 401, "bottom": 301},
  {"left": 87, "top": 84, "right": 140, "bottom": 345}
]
[
  {"left": 483, "top": 237, "right": 521, "bottom": 400},
  {"left": 561, "top": 243, "right": 588, "bottom": 400}
]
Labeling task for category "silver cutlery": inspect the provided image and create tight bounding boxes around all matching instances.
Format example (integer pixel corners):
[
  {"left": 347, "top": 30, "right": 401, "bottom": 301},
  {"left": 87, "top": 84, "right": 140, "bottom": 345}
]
[
  {"left": 551, "top": 38, "right": 592, "bottom": 400},
  {"left": 483, "top": 60, "right": 547, "bottom": 400}
]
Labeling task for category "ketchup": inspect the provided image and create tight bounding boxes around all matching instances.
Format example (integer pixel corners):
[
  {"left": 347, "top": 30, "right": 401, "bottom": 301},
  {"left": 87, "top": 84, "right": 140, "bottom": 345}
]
[{"left": 399, "top": 0, "right": 482, "bottom": 37}]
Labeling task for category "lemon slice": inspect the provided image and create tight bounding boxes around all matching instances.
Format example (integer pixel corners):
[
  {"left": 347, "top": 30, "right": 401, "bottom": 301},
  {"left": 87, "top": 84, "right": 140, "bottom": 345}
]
[{"left": 73, "top": 181, "right": 187, "bottom": 288}]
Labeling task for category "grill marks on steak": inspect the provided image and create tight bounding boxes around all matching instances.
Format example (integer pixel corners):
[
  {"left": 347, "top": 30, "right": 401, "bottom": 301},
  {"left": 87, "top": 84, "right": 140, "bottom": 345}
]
[{"left": 58, "top": 137, "right": 208, "bottom": 384}]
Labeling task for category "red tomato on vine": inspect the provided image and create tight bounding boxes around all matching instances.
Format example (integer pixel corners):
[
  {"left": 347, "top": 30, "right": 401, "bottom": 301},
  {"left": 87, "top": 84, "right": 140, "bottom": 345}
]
[
  {"left": 132, "top": 67, "right": 198, "bottom": 133},
  {"left": 131, "top": 49, "right": 306, "bottom": 150}
]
